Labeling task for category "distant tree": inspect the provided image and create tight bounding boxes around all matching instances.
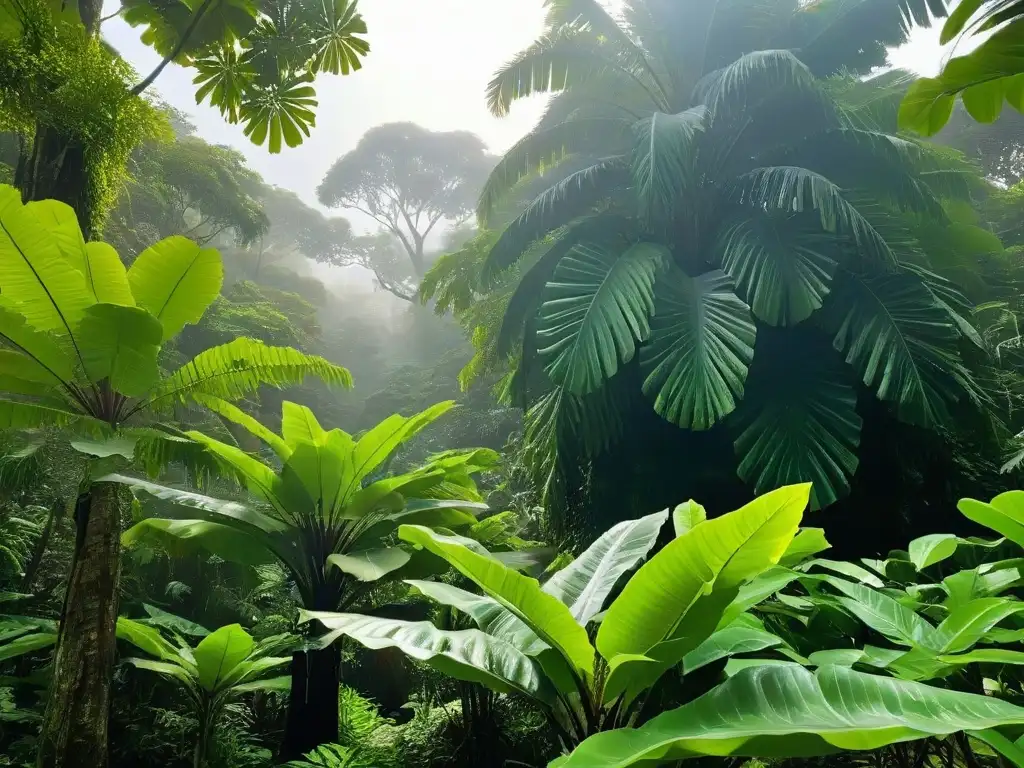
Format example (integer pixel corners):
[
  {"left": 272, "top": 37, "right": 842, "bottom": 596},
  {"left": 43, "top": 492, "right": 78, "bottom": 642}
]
[
  {"left": 105, "top": 136, "right": 270, "bottom": 258},
  {"left": 317, "top": 122, "right": 494, "bottom": 288}
]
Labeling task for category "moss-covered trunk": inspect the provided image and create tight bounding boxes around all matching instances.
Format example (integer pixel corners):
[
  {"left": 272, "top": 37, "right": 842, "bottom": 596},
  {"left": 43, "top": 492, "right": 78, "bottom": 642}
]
[
  {"left": 36, "top": 482, "right": 125, "bottom": 768},
  {"left": 15, "top": 0, "right": 102, "bottom": 237},
  {"left": 17, "top": 124, "right": 93, "bottom": 237}
]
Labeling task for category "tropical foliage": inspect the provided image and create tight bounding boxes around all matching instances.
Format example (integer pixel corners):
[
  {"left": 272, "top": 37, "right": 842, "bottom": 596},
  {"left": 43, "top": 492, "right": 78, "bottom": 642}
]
[
  {"left": 116, "top": 399, "right": 497, "bottom": 756},
  {"left": 305, "top": 483, "right": 1024, "bottom": 766},
  {"left": 420, "top": 0, "right": 997, "bottom": 532},
  {"left": 901, "top": 0, "right": 1024, "bottom": 135},
  {"left": 121, "top": 0, "right": 370, "bottom": 152}
]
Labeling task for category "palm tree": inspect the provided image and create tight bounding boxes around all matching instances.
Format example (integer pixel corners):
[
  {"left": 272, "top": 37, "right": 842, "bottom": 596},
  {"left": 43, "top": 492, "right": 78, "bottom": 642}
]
[
  {"left": 0, "top": 185, "right": 350, "bottom": 768},
  {"left": 114, "top": 399, "right": 497, "bottom": 758},
  {"left": 465, "top": 0, "right": 987, "bottom": 533}
]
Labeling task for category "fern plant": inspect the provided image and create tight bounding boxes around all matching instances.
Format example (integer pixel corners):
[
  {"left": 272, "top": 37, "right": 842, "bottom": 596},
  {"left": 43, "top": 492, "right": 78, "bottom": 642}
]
[
  {"left": 435, "top": 0, "right": 989, "bottom": 526},
  {"left": 284, "top": 743, "right": 367, "bottom": 768}
]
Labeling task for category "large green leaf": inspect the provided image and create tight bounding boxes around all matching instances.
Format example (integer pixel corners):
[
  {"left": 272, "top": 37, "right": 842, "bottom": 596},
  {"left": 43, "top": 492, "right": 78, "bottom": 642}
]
[
  {"left": 959, "top": 492, "right": 1024, "bottom": 547},
  {"left": 306, "top": 0, "right": 369, "bottom": 76},
  {"left": 818, "top": 576, "right": 935, "bottom": 647},
  {"left": 142, "top": 604, "right": 210, "bottom": 638},
  {"left": 826, "top": 270, "right": 966, "bottom": 427},
  {"left": 780, "top": 529, "right": 831, "bottom": 567},
  {"left": 81, "top": 243, "right": 135, "bottom": 307},
  {"left": 238, "top": 73, "right": 318, "bottom": 153},
  {"left": 75, "top": 304, "right": 163, "bottom": 396},
  {"left": 192, "top": 394, "right": 290, "bottom": 459},
  {"left": 399, "top": 525, "right": 595, "bottom": 678},
  {"left": 716, "top": 215, "right": 839, "bottom": 327},
  {"left": 194, "top": 624, "right": 254, "bottom": 692},
  {"left": 631, "top": 107, "right": 706, "bottom": 223},
  {"left": 682, "top": 619, "right": 786, "bottom": 674},
  {"left": 121, "top": 0, "right": 258, "bottom": 62},
  {"left": 537, "top": 242, "right": 664, "bottom": 396},
  {"left": 899, "top": 23, "right": 1024, "bottom": 136},
  {"left": 280, "top": 401, "right": 330, "bottom": 447},
  {"left": 406, "top": 580, "right": 547, "bottom": 655},
  {"left": 122, "top": 518, "right": 275, "bottom": 566},
  {"left": 301, "top": 611, "right": 554, "bottom": 703},
  {"left": 0, "top": 186, "right": 92, "bottom": 334},
  {"left": 126, "top": 236, "right": 223, "bottom": 341},
  {"left": 733, "top": 330, "right": 862, "bottom": 510},
  {"left": 908, "top": 534, "right": 961, "bottom": 571},
  {"left": 116, "top": 617, "right": 184, "bottom": 664},
  {"left": 597, "top": 484, "right": 809, "bottom": 661},
  {"left": 640, "top": 269, "right": 756, "bottom": 430},
  {"left": 542, "top": 510, "right": 667, "bottom": 625},
  {"left": 672, "top": 501, "right": 706, "bottom": 537},
  {"left": 0, "top": 307, "right": 73, "bottom": 397},
  {"left": 555, "top": 664, "right": 1024, "bottom": 767},
  {"left": 928, "top": 598, "right": 1024, "bottom": 654},
  {"left": 343, "top": 402, "right": 455, "bottom": 501},
  {"left": 327, "top": 549, "right": 411, "bottom": 582}
]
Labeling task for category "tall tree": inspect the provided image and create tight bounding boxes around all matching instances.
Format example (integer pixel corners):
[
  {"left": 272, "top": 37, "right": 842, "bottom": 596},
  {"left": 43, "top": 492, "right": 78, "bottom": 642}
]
[
  {"left": 105, "top": 135, "right": 270, "bottom": 259},
  {"left": 317, "top": 122, "right": 494, "bottom": 291},
  {"left": 432, "top": 0, "right": 989, "bottom": 539},
  {"left": 0, "top": 185, "right": 349, "bottom": 768}
]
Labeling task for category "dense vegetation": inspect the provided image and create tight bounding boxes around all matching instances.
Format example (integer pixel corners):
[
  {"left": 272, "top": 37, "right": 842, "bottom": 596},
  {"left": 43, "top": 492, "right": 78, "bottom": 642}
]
[{"left": 2, "top": 0, "right": 1024, "bottom": 767}]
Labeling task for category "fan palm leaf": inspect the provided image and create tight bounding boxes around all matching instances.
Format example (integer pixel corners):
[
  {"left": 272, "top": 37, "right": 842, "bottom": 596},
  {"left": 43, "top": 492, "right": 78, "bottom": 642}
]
[
  {"left": 640, "top": 269, "right": 757, "bottom": 430},
  {"left": 537, "top": 242, "right": 665, "bottom": 395},
  {"left": 734, "top": 330, "right": 862, "bottom": 510},
  {"left": 825, "top": 270, "right": 967, "bottom": 427}
]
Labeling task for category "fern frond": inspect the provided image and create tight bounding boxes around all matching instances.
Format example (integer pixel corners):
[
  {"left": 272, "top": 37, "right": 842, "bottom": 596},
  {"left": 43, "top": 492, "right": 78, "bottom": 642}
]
[{"left": 147, "top": 338, "right": 352, "bottom": 411}]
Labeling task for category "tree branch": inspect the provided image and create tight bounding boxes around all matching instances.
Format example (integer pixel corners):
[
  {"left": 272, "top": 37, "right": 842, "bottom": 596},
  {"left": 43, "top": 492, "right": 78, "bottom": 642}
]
[{"left": 131, "top": 0, "right": 215, "bottom": 96}]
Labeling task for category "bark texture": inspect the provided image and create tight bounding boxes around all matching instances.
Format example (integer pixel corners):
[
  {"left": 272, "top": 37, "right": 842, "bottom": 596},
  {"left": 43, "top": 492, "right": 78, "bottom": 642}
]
[
  {"left": 281, "top": 645, "right": 341, "bottom": 760},
  {"left": 37, "top": 482, "right": 125, "bottom": 768}
]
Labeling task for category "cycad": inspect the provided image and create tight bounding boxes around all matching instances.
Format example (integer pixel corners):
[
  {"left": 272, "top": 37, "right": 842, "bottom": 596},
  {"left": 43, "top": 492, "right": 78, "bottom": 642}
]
[
  {"left": 114, "top": 399, "right": 496, "bottom": 757},
  {"left": 457, "top": 0, "right": 985, "bottom": 521},
  {"left": 0, "top": 184, "right": 350, "bottom": 767}
]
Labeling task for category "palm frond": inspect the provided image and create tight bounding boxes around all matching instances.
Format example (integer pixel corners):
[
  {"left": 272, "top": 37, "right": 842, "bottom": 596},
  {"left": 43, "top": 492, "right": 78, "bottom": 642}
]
[
  {"left": 486, "top": 28, "right": 624, "bottom": 117},
  {"left": 632, "top": 107, "right": 707, "bottom": 224},
  {"left": 147, "top": 338, "right": 352, "bottom": 411},
  {"left": 733, "top": 327, "right": 862, "bottom": 511},
  {"left": 478, "top": 117, "right": 633, "bottom": 225},
  {"left": 483, "top": 156, "right": 630, "bottom": 284},
  {"left": 522, "top": 382, "right": 624, "bottom": 510},
  {"left": 544, "top": 0, "right": 668, "bottom": 108},
  {"left": 536, "top": 241, "right": 665, "bottom": 395},
  {"left": 736, "top": 166, "right": 896, "bottom": 265},
  {"left": 715, "top": 214, "right": 840, "bottom": 327},
  {"left": 496, "top": 214, "right": 634, "bottom": 357},
  {"left": 824, "top": 269, "right": 972, "bottom": 427},
  {"left": 789, "top": 0, "right": 949, "bottom": 77},
  {"left": 640, "top": 268, "right": 756, "bottom": 430},
  {"left": 698, "top": 50, "right": 817, "bottom": 113},
  {"left": 420, "top": 236, "right": 490, "bottom": 316},
  {"left": 755, "top": 130, "right": 952, "bottom": 219}
]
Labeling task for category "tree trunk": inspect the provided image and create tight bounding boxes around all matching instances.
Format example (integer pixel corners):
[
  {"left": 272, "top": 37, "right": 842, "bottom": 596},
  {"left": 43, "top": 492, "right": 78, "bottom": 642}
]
[
  {"left": 18, "top": 123, "right": 93, "bottom": 238},
  {"left": 281, "top": 644, "right": 340, "bottom": 760},
  {"left": 36, "top": 482, "right": 125, "bottom": 768},
  {"left": 16, "top": 0, "right": 102, "bottom": 236}
]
